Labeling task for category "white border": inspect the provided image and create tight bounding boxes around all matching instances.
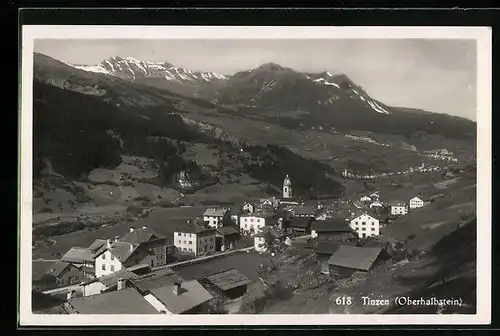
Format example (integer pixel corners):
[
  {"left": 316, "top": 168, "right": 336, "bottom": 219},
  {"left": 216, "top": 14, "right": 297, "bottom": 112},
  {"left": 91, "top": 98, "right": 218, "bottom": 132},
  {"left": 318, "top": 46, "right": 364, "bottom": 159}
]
[{"left": 19, "top": 26, "right": 491, "bottom": 326}]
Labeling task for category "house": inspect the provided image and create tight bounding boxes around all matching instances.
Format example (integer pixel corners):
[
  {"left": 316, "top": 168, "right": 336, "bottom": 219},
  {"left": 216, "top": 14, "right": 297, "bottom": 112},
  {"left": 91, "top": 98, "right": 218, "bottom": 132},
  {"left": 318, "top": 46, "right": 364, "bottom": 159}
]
[
  {"left": 242, "top": 201, "right": 256, "bottom": 214},
  {"left": 315, "top": 242, "right": 341, "bottom": 274},
  {"left": 292, "top": 206, "right": 318, "bottom": 219},
  {"left": 327, "top": 245, "right": 384, "bottom": 278},
  {"left": 59, "top": 247, "right": 96, "bottom": 279},
  {"left": 389, "top": 201, "right": 408, "bottom": 216},
  {"left": 80, "top": 268, "right": 139, "bottom": 297},
  {"left": 215, "top": 226, "right": 240, "bottom": 251},
  {"left": 360, "top": 195, "right": 372, "bottom": 202},
  {"left": 120, "top": 226, "right": 172, "bottom": 266},
  {"left": 203, "top": 268, "right": 250, "bottom": 299},
  {"left": 60, "top": 247, "right": 94, "bottom": 270},
  {"left": 65, "top": 286, "right": 159, "bottom": 314},
  {"left": 290, "top": 217, "right": 314, "bottom": 235},
  {"left": 93, "top": 238, "right": 166, "bottom": 278},
  {"left": 202, "top": 208, "right": 230, "bottom": 228},
  {"left": 370, "top": 192, "right": 380, "bottom": 201},
  {"left": 254, "top": 233, "right": 267, "bottom": 252},
  {"left": 239, "top": 214, "right": 267, "bottom": 235},
  {"left": 369, "top": 201, "right": 384, "bottom": 209},
  {"left": 409, "top": 195, "right": 431, "bottom": 210},
  {"left": 34, "top": 261, "right": 87, "bottom": 290},
  {"left": 174, "top": 226, "right": 217, "bottom": 257},
  {"left": 310, "top": 220, "right": 358, "bottom": 242},
  {"left": 349, "top": 212, "right": 380, "bottom": 238},
  {"left": 315, "top": 207, "right": 336, "bottom": 221},
  {"left": 142, "top": 280, "right": 213, "bottom": 314}
]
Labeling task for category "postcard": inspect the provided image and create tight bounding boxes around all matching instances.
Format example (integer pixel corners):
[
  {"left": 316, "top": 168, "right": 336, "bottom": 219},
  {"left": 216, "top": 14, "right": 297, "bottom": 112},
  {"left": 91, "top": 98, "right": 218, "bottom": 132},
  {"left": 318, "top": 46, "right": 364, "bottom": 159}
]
[{"left": 19, "top": 25, "right": 491, "bottom": 326}]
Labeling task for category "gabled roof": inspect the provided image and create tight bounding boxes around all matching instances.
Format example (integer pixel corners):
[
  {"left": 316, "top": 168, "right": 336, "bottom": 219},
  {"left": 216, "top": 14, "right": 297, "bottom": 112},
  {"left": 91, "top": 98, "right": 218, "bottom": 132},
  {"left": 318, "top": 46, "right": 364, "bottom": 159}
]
[
  {"left": 290, "top": 217, "right": 313, "bottom": 228},
  {"left": 177, "top": 225, "right": 217, "bottom": 235},
  {"left": 216, "top": 226, "right": 240, "bottom": 236},
  {"left": 87, "top": 239, "right": 107, "bottom": 253},
  {"left": 312, "top": 220, "right": 355, "bottom": 233},
  {"left": 131, "top": 268, "right": 184, "bottom": 292},
  {"left": 44, "top": 261, "right": 72, "bottom": 278},
  {"left": 120, "top": 227, "right": 165, "bottom": 244},
  {"left": 292, "top": 206, "right": 318, "bottom": 216},
  {"left": 60, "top": 247, "right": 94, "bottom": 264},
  {"left": 149, "top": 280, "right": 213, "bottom": 314},
  {"left": 94, "top": 241, "right": 141, "bottom": 264},
  {"left": 205, "top": 268, "right": 250, "bottom": 291},
  {"left": 100, "top": 269, "right": 139, "bottom": 287},
  {"left": 316, "top": 241, "right": 341, "bottom": 255},
  {"left": 327, "top": 245, "right": 382, "bottom": 271},
  {"left": 203, "top": 208, "right": 228, "bottom": 217},
  {"left": 67, "top": 287, "right": 158, "bottom": 314}
]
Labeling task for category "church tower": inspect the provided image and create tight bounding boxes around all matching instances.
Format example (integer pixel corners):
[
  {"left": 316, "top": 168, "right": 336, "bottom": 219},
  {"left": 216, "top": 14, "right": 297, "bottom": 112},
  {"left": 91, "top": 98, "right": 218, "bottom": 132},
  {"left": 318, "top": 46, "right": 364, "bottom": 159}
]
[{"left": 283, "top": 174, "right": 292, "bottom": 199}]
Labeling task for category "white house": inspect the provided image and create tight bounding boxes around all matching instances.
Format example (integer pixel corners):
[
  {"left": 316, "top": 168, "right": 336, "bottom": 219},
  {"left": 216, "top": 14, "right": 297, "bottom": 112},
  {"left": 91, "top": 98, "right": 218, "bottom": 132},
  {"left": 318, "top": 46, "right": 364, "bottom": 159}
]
[
  {"left": 390, "top": 202, "right": 408, "bottom": 216},
  {"left": 242, "top": 201, "right": 256, "bottom": 214},
  {"left": 202, "top": 208, "right": 229, "bottom": 228},
  {"left": 409, "top": 196, "right": 426, "bottom": 210},
  {"left": 239, "top": 214, "right": 267, "bottom": 235},
  {"left": 360, "top": 196, "right": 372, "bottom": 202},
  {"left": 174, "top": 226, "right": 216, "bottom": 257},
  {"left": 349, "top": 212, "right": 380, "bottom": 238},
  {"left": 369, "top": 201, "right": 384, "bottom": 209},
  {"left": 254, "top": 234, "right": 267, "bottom": 252}
]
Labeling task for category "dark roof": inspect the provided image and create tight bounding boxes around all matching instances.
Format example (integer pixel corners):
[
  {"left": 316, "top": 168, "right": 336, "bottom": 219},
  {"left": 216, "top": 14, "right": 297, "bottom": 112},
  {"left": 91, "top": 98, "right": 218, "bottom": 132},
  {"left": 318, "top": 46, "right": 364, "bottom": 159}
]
[
  {"left": 327, "top": 245, "right": 382, "bottom": 271},
  {"left": 205, "top": 268, "right": 250, "bottom": 291},
  {"left": 120, "top": 227, "right": 165, "bottom": 244},
  {"left": 60, "top": 247, "right": 94, "bottom": 264},
  {"left": 290, "top": 218, "right": 313, "bottom": 228},
  {"left": 316, "top": 242, "right": 341, "bottom": 255},
  {"left": 44, "top": 261, "right": 71, "bottom": 278},
  {"left": 312, "top": 220, "right": 355, "bottom": 233},
  {"left": 99, "top": 269, "right": 139, "bottom": 287},
  {"left": 88, "top": 239, "right": 107, "bottom": 253},
  {"left": 149, "top": 280, "right": 213, "bottom": 314},
  {"left": 68, "top": 287, "right": 158, "bottom": 314},
  {"left": 203, "top": 208, "right": 229, "bottom": 217},
  {"left": 131, "top": 268, "right": 184, "bottom": 292},
  {"left": 178, "top": 225, "right": 217, "bottom": 235},
  {"left": 292, "top": 206, "right": 318, "bottom": 216},
  {"left": 216, "top": 226, "right": 240, "bottom": 236}
]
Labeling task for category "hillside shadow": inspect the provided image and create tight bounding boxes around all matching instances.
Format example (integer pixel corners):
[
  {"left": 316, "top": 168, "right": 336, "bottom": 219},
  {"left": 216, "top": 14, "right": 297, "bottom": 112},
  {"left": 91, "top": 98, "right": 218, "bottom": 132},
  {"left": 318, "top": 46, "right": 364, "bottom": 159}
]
[{"left": 388, "top": 218, "right": 477, "bottom": 314}]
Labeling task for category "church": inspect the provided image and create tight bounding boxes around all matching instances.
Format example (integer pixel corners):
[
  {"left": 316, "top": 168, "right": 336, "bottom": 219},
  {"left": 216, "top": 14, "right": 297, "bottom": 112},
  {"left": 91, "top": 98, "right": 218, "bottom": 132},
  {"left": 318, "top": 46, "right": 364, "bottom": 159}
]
[{"left": 279, "top": 174, "right": 301, "bottom": 206}]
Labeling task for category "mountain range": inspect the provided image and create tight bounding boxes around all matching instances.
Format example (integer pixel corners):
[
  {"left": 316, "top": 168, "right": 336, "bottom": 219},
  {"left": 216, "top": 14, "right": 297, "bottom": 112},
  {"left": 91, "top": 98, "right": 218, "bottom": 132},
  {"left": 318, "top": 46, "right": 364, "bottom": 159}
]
[{"left": 31, "top": 52, "right": 476, "bottom": 211}]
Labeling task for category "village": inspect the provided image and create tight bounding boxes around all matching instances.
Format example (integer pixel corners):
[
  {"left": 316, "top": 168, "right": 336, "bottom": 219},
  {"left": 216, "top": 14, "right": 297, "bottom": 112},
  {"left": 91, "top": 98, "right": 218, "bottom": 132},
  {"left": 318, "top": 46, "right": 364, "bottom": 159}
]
[{"left": 32, "top": 161, "right": 476, "bottom": 315}]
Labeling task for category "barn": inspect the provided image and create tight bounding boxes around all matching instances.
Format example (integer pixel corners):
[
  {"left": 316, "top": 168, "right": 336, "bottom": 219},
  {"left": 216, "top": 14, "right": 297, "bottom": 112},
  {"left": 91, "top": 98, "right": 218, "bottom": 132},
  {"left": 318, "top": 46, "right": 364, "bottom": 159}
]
[
  {"left": 202, "top": 268, "right": 251, "bottom": 299},
  {"left": 327, "top": 245, "right": 383, "bottom": 279}
]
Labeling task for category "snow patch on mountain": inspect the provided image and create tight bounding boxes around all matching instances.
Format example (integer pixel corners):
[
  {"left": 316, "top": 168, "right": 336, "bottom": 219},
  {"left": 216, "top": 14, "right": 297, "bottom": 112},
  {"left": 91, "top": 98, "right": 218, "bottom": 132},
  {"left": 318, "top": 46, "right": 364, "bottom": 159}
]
[{"left": 69, "top": 56, "right": 227, "bottom": 83}]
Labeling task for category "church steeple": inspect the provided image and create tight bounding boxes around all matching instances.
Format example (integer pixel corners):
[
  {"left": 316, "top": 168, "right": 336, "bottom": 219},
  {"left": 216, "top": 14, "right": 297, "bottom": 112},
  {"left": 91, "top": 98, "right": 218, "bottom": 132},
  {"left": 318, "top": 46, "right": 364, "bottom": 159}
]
[{"left": 283, "top": 174, "right": 292, "bottom": 199}]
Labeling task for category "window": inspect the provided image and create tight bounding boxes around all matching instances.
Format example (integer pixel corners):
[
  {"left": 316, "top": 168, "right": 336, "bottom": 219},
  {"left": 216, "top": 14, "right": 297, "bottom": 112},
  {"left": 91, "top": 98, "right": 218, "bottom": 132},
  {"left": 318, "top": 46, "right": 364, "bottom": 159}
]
[
  {"left": 183, "top": 233, "right": 186, "bottom": 237},
  {"left": 102, "top": 254, "right": 105, "bottom": 260},
  {"left": 178, "top": 240, "right": 182, "bottom": 244},
  {"left": 177, "top": 232, "right": 182, "bottom": 236},
  {"left": 111, "top": 265, "right": 115, "bottom": 272},
  {"left": 189, "top": 241, "right": 192, "bottom": 245},
  {"left": 110, "top": 254, "right": 114, "bottom": 261},
  {"left": 184, "top": 240, "right": 187, "bottom": 244},
  {"left": 189, "top": 248, "right": 193, "bottom": 252},
  {"left": 102, "top": 264, "right": 106, "bottom": 271},
  {"left": 362, "top": 221, "right": 366, "bottom": 226},
  {"left": 355, "top": 221, "right": 358, "bottom": 225},
  {"left": 371, "top": 228, "right": 376, "bottom": 231},
  {"left": 250, "top": 218, "right": 254, "bottom": 222}
]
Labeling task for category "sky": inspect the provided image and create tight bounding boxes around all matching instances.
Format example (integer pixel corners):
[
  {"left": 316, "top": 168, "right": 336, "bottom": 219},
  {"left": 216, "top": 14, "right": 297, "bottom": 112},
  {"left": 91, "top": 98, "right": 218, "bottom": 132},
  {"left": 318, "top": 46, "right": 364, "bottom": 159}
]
[{"left": 35, "top": 39, "right": 477, "bottom": 120}]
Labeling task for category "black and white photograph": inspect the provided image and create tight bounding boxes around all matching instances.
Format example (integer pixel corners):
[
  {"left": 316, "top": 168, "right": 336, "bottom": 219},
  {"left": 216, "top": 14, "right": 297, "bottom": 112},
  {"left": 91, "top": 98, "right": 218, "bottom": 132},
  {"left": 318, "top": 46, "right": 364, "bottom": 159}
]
[{"left": 19, "top": 26, "right": 491, "bottom": 325}]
